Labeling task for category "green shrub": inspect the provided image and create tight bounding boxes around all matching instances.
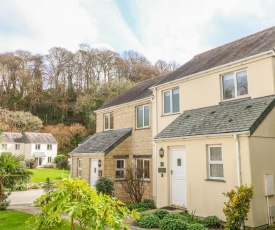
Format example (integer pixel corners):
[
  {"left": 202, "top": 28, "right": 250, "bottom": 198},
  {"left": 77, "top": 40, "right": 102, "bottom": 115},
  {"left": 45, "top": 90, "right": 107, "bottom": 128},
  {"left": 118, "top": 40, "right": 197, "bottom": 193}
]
[
  {"left": 163, "top": 212, "right": 183, "bottom": 220},
  {"left": 223, "top": 185, "right": 253, "bottom": 230},
  {"left": 153, "top": 209, "right": 169, "bottom": 219},
  {"left": 0, "top": 199, "right": 10, "bottom": 210},
  {"left": 127, "top": 199, "right": 156, "bottom": 211},
  {"left": 188, "top": 223, "right": 207, "bottom": 230},
  {"left": 203, "top": 215, "right": 222, "bottom": 228},
  {"left": 139, "top": 214, "right": 160, "bottom": 228},
  {"left": 54, "top": 154, "right": 69, "bottom": 169},
  {"left": 160, "top": 218, "right": 188, "bottom": 230},
  {"left": 181, "top": 211, "right": 201, "bottom": 224},
  {"left": 12, "top": 183, "right": 28, "bottom": 191},
  {"left": 95, "top": 177, "right": 114, "bottom": 196}
]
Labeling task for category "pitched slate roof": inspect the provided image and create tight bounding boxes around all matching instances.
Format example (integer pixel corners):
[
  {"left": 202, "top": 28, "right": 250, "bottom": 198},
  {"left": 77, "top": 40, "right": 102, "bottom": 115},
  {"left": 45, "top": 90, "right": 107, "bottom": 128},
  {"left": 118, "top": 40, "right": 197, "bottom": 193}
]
[
  {"left": 99, "top": 26, "right": 275, "bottom": 110},
  {"left": 155, "top": 95, "right": 275, "bottom": 139},
  {"left": 99, "top": 74, "right": 168, "bottom": 110},
  {"left": 1, "top": 132, "right": 24, "bottom": 143},
  {"left": 70, "top": 128, "right": 132, "bottom": 154},
  {"left": 155, "top": 26, "right": 275, "bottom": 86},
  {"left": 23, "top": 132, "right": 57, "bottom": 144}
]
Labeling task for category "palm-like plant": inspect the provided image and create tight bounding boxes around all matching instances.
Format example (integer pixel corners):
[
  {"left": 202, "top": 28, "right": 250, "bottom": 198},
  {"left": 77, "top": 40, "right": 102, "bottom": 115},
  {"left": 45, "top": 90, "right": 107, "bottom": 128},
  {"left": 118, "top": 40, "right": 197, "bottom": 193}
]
[{"left": 0, "top": 153, "right": 33, "bottom": 201}]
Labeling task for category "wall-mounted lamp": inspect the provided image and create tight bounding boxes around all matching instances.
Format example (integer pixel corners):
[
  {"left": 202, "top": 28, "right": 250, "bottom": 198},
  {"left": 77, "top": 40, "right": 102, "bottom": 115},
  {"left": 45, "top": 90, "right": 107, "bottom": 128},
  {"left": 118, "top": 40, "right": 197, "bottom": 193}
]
[
  {"left": 98, "top": 159, "right": 102, "bottom": 167},
  {"left": 159, "top": 148, "right": 164, "bottom": 158},
  {"left": 150, "top": 93, "right": 155, "bottom": 101}
]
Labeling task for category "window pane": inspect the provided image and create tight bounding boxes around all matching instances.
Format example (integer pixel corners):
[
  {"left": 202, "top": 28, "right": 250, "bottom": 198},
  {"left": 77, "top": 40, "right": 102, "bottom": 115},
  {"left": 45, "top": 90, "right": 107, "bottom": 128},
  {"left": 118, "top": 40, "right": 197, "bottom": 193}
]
[
  {"left": 110, "top": 113, "right": 114, "bottom": 129},
  {"left": 172, "top": 88, "right": 179, "bottom": 113},
  {"left": 144, "top": 105, "right": 149, "bottom": 127},
  {"left": 137, "top": 159, "right": 143, "bottom": 178},
  {"left": 116, "top": 170, "right": 124, "bottom": 179},
  {"left": 210, "top": 164, "right": 223, "bottom": 178},
  {"left": 116, "top": 160, "right": 124, "bottom": 169},
  {"left": 210, "top": 147, "right": 222, "bottom": 161},
  {"left": 78, "top": 160, "right": 82, "bottom": 167},
  {"left": 237, "top": 71, "right": 248, "bottom": 96},
  {"left": 104, "top": 114, "right": 109, "bottom": 130},
  {"left": 223, "top": 73, "right": 235, "bottom": 100},
  {"left": 137, "top": 106, "right": 143, "bottom": 128},
  {"left": 144, "top": 160, "right": 150, "bottom": 179},
  {"left": 164, "top": 91, "right": 171, "bottom": 114}
]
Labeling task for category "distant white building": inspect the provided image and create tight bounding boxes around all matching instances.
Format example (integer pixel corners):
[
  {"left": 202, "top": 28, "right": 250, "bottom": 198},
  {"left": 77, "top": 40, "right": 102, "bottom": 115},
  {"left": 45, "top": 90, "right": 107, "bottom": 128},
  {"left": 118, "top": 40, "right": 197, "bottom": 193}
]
[{"left": 0, "top": 132, "right": 58, "bottom": 167}]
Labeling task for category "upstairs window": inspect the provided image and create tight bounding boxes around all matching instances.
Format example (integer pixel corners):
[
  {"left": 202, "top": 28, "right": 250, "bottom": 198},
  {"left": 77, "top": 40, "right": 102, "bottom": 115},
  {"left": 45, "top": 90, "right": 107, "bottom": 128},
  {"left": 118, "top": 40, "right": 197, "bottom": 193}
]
[
  {"left": 163, "top": 88, "right": 179, "bottom": 114},
  {"left": 2, "top": 144, "right": 7, "bottom": 150},
  {"left": 47, "top": 144, "right": 52, "bottom": 150},
  {"left": 136, "top": 105, "right": 150, "bottom": 129},
  {"left": 78, "top": 159, "right": 82, "bottom": 178},
  {"left": 208, "top": 146, "right": 223, "bottom": 180},
  {"left": 104, "top": 113, "right": 114, "bottom": 131},
  {"left": 35, "top": 144, "right": 41, "bottom": 150},
  {"left": 222, "top": 70, "right": 248, "bottom": 100},
  {"left": 15, "top": 144, "right": 20, "bottom": 150}
]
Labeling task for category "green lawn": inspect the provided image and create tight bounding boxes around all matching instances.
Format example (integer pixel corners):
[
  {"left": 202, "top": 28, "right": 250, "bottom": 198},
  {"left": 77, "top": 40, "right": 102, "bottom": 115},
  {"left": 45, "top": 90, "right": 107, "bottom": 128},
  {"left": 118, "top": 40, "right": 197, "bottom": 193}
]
[
  {"left": 0, "top": 210, "right": 80, "bottom": 230},
  {"left": 0, "top": 210, "right": 32, "bottom": 230},
  {"left": 29, "top": 168, "right": 70, "bottom": 183}
]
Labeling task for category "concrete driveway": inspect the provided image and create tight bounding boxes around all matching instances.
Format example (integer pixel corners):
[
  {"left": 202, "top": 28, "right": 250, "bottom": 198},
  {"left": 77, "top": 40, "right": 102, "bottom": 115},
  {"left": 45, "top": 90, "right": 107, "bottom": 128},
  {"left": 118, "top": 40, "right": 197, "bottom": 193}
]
[{"left": 9, "top": 189, "right": 44, "bottom": 204}]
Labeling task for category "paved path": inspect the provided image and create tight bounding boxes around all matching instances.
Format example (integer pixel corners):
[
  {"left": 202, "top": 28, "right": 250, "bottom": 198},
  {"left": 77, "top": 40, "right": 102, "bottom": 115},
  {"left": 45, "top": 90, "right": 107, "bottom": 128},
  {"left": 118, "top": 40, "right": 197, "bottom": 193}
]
[{"left": 9, "top": 189, "right": 44, "bottom": 204}]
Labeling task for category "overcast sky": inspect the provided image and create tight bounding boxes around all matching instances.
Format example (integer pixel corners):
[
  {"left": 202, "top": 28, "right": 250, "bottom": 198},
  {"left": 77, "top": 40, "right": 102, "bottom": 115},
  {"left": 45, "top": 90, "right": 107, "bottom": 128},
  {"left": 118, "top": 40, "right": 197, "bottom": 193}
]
[{"left": 1, "top": 0, "right": 275, "bottom": 64}]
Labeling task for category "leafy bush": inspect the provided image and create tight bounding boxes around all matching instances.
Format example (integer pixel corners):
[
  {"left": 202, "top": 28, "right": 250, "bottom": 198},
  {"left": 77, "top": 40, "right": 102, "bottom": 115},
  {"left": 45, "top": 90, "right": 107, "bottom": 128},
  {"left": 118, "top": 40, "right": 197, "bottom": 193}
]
[
  {"left": 54, "top": 154, "right": 69, "bottom": 169},
  {"left": 182, "top": 211, "right": 201, "bottom": 224},
  {"left": 12, "top": 183, "right": 28, "bottom": 191},
  {"left": 188, "top": 223, "right": 207, "bottom": 230},
  {"left": 153, "top": 209, "right": 169, "bottom": 219},
  {"left": 0, "top": 199, "right": 10, "bottom": 210},
  {"left": 139, "top": 214, "right": 160, "bottom": 228},
  {"left": 162, "top": 212, "right": 183, "bottom": 220},
  {"left": 25, "top": 159, "right": 36, "bottom": 169},
  {"left": 203, "top": 215, "right": 222, "bottom": 228},
  {"left": 160, "top": 218, "right": 188, "bottom": 230},
  {"left": 223, "top": 185, "right": 253, "bottom": 230},
  {"left": 127, "top": 199, "right": 156, "bottom": 211},
  {"left": 95, "top": 177, "right": 114, "bottom": 196}
]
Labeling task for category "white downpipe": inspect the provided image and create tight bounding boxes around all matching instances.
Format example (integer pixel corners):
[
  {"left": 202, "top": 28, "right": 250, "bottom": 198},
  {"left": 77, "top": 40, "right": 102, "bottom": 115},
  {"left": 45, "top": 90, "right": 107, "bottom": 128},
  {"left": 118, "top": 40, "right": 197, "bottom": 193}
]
[
  {"left": 151, "top": 88, "right": 158, "bottom": 203},
  {"left": 267, "top": 196, "right": 271, "bottom": 225},
  {"left": 234, "top": 134, "right": 242, "bottom": 186}
]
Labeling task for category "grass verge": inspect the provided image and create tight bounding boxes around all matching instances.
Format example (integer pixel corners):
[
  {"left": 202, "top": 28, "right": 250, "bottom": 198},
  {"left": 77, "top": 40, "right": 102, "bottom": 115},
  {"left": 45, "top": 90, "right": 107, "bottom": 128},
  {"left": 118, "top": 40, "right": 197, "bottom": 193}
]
[{"left": 29, "top": 168, "right": 70, "bottom": 183}]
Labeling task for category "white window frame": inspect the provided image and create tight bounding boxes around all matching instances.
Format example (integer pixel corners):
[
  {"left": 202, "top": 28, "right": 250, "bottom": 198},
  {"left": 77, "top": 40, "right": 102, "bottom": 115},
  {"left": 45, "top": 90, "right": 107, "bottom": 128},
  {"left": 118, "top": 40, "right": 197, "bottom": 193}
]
[
  {"left": 104, "top": 113, "right": 113, "bottom": 131},
  {"left": 2, "top": 144, "right": 7, "bottom": 150},
  {"left": 47, "top": 144, "right": 52, "bottom": 150},
  {"left": 163, "top": 87, "right": 180, "bottom": 115},
  {"left": 208, "top": 145, "right": 224, "bottom": 180},
  {"left": 78, "top": 159, "right": 82, "bottom": 178},
  {"left": 221, "top": 69, "right": 248, "bottom": 101},
  {"left": 136, "top": 104, "right": 150, "bottom": 129},
  {"left": 48, "top": 157, "right": 52, "bottom": 163},
  {"left": 15, "top": 144, "right": 20, "bottom": 150},
  {"left": 35, "top": 144, "right": 41, "bottom": 150},
  {"left": 115, "top": 159, "right": 126, "bottom": 179},
  {"left": 136, "top": 159, "right": 150, "bottom": 180}
]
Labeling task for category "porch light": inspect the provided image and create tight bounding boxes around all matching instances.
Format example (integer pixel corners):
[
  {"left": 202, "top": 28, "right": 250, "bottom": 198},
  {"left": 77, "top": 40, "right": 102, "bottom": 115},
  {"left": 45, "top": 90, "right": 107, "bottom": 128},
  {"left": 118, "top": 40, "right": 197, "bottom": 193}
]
[
  {"left": 159, "top": 148, "right": 164, "bottom": 158},
  {"left": 98, "top": 159, "right": 102, "bottom": 167}
]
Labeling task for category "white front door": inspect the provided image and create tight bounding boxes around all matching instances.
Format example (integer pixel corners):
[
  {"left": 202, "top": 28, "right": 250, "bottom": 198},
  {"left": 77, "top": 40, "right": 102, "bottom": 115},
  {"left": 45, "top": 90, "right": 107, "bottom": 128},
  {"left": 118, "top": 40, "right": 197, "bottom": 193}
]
[
  {"left": 170, "top": 147, "right": 187, "bottom": 206},
  {"left": 90, "top": 160, "right": 98, "bottom": 188}
]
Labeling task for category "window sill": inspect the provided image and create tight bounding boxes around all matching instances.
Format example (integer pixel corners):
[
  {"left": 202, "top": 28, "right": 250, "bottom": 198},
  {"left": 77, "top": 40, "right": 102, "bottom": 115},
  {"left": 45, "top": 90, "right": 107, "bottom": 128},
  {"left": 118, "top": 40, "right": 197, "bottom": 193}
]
[
  {"left": 161, "top": 112, "right": 181, "bottom": 117},
  {"left": 205, "top": 179, "right": 226, "bottom": 182},
  {"left": 220, "top": 96, "right": 250, "bottom": 104},
  {"left": 135, "top": 126, "right": 151, "bottom": 130}
]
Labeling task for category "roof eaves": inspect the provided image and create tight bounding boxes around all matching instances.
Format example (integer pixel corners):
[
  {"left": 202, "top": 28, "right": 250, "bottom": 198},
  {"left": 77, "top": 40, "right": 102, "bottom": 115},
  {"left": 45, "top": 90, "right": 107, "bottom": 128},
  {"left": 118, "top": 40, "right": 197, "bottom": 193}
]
[
  {"left": 249, "top": 98, "right": 275, "bottom": 135},
  {"left": 104, "top": 129, "right": 132, "bottom": 155}
]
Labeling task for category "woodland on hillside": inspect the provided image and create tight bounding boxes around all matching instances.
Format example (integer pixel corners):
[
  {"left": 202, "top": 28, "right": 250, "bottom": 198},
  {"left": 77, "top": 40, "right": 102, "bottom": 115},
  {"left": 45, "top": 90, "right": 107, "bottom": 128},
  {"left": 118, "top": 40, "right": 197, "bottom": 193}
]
[{"left": 0, "top": 45, "right": 179, "bottom": 134}]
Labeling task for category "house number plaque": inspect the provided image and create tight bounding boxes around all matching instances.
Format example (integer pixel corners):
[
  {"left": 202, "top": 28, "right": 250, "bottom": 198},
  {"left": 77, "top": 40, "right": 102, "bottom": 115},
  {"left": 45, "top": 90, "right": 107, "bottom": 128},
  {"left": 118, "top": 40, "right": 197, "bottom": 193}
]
[{"left": 158, "top": 168, "right": 166, "bottom": 173}]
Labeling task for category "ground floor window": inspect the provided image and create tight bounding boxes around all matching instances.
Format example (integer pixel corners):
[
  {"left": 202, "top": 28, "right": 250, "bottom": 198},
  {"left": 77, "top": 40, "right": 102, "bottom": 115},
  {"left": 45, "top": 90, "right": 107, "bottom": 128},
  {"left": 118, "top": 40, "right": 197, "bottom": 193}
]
[
  {"left": 136, "top": 159, "right": 150, "bottom": 180},
  {"left": 78, "top": 159, "right": 82, "bottom": 178},
  {"left": 115, "top": 159, "right": 125, "bottom": 179},
  {"left": 48, "top": 157, "right": 52, "bottom": 163},
  {"left": 208, "top": 145, "right": 223, "bottom": 179}
]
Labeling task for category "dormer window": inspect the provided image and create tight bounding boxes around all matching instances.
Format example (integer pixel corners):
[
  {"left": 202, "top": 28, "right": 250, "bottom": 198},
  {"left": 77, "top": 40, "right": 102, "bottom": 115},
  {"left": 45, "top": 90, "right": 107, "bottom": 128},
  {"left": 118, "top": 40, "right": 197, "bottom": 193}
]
[
  {"left": 222, "top": 70, "right": 248, "bottom": 100},
  {"left": 163, "top": 88, "right": 179, "bottom": 115},
  {"left": 104, "top": 113, "right": 114, "bottom": 131}
]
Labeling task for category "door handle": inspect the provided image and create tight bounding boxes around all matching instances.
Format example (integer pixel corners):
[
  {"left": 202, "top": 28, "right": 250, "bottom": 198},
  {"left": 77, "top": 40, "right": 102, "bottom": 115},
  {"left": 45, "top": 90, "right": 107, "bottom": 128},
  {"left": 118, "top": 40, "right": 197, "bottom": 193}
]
[{"left": 171, "top": 170, "right": 173, "bottom": 175}]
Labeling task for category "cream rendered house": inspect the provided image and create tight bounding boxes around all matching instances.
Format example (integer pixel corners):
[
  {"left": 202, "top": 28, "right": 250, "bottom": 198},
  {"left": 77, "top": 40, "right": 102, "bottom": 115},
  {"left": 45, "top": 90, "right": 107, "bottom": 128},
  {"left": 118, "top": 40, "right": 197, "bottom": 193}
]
[
  {"left": 0, "top": 132, "right": 58, "bottom": 167},
  {"left": 70, "top": 26, "right": 275, "bottom": 228}
]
